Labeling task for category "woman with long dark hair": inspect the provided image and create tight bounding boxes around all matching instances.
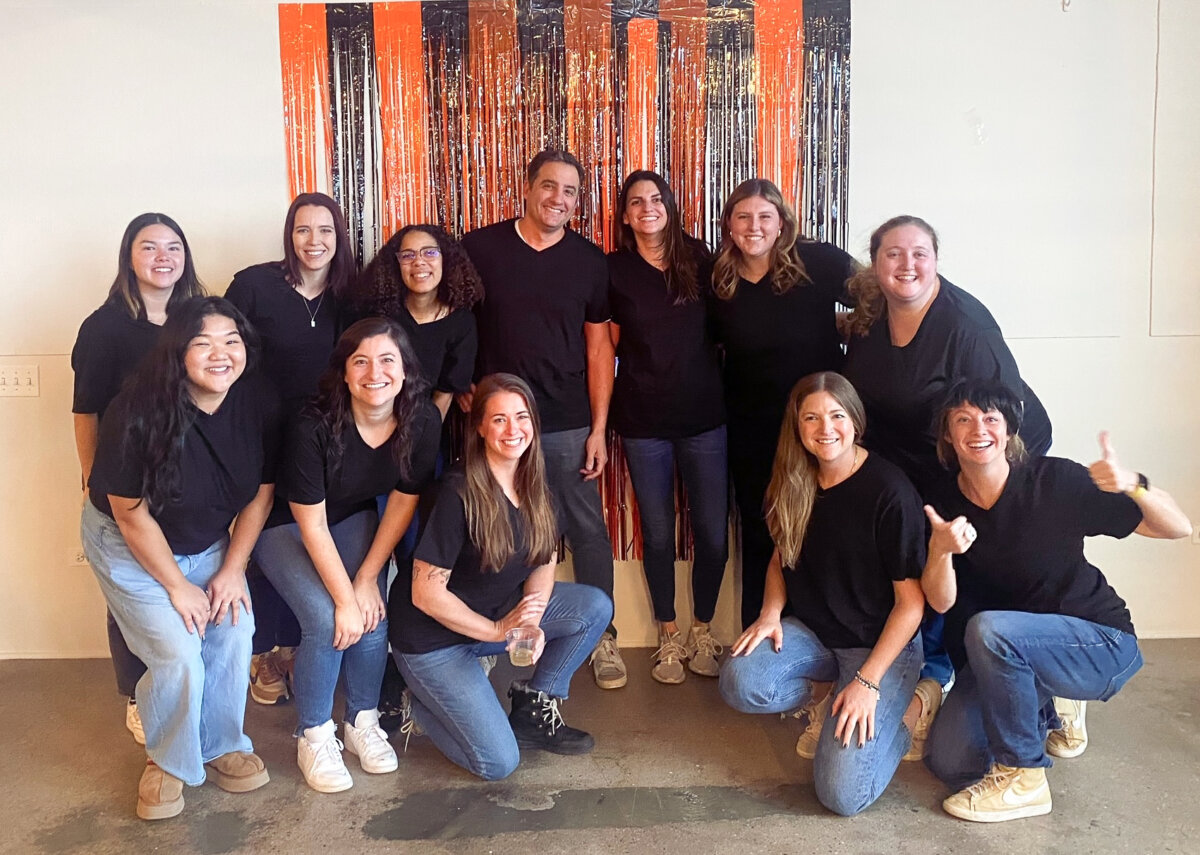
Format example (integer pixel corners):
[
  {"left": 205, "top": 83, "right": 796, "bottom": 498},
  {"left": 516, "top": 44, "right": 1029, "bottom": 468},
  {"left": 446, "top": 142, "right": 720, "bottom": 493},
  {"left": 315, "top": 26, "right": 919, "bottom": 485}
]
[
  {"left": 719, "top": 372, "right": 927, "bottom": 816},
  {"left": 225, "top": 192, "right": 355, "bottom": 705},
  {"left": 389, "top": 373, "right": 612, "bottom": 780},
  {"left": 708, "top": 179, "right": 857, "bottom": 631},
  {"left": 608, "top": 170, "right": 728, "bottom": 683},
  {"left": 252, "top": 317, "right": 441, "bottom": 793},
  {"left": 82, "top": 296, "right": 278, "bottom": 820},
  {"left": 72, "top": 212, "right": 206, "bottom": 746}
]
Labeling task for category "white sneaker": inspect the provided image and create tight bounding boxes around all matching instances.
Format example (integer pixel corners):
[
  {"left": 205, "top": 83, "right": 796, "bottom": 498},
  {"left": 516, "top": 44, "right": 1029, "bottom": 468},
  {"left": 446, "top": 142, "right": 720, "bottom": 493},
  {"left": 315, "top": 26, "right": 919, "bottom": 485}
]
[
  {"left": 297, "top": 720, "right": 353, "bottom": 793},
  {"left": 343, "top": 710, "right": 398, "bottom": 774},
  {"left": 126, "top": 700, "right": 146, "bottom": 746}
]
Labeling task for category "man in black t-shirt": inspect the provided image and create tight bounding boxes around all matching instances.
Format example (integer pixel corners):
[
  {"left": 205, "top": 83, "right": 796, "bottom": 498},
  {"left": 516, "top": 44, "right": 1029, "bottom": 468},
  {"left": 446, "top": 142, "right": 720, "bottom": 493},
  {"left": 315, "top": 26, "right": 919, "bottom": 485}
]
[{"left": 460, "top": 149, "right": 625, "bottom": 690}]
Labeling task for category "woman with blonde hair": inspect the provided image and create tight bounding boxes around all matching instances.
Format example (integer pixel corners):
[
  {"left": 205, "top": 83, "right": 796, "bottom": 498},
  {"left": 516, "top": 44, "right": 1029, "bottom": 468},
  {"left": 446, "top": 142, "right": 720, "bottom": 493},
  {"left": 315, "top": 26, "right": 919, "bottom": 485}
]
[{"left": 719, "top": 371, "right": 927, "bottom": 816}]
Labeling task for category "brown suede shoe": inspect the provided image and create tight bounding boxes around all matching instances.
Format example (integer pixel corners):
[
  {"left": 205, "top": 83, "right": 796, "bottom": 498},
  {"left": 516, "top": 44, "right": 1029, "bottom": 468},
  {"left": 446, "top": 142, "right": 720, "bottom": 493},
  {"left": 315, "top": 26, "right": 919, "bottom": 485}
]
[
  {"left": 137, "top": 760, "right": 184, "bottom": 820},
  {"left": 204, "top": 751, "right": 270, "bottom": 793}
]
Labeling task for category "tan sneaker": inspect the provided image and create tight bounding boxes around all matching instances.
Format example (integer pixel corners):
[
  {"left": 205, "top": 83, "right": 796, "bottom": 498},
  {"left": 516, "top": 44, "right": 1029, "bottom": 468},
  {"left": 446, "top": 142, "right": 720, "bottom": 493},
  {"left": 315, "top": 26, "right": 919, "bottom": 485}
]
[
  {"left": 902, "top": 678, "right": 943, "bottom": 761},
  {"left": 942, "top": 763, "right": 1052, "bottom": 822},
  {"left": 250, "top": 650, "right": 290, "bottom": 705},
  {"left": 589, "top": 633, "right": 627, "bottom": 689},
  {"left": 651, "top": 629, "right": 688, "bottom": 685},
  {"left": 204, "top": 751, "right": 270, "bottom": 793},
  {"left": 126, "top": 700, "right": 146, "bottom": 746},
  {"left": 686, "top": 622, "right": 723, "bottom": 677},
  {"left": 137, "top": 760, "right": 184, "bottom": 821},
  {"left": 794, "top": 684, "right": 833, "bottom": 760},
  {"left": 1046, "top": 698, "right": 1088, "bottom": 758}
]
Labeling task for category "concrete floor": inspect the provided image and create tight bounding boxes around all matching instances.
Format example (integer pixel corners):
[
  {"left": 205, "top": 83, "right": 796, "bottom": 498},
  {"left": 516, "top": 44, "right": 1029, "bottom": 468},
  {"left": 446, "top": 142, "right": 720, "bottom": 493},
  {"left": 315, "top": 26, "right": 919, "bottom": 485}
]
[{"left": 3, "top": 638, "right": 1198, "bottom": 855}]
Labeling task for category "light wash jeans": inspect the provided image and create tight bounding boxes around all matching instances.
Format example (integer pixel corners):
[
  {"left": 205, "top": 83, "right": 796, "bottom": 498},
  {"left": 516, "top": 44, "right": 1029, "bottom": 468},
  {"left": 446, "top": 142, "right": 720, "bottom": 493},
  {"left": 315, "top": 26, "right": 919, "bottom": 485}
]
[
  {"left": 82, "top": 502, "right": 255, "bottom": 786},
  {"left": 255, "top": 509, "right": 388, "bottom": 733},
  {"left": 719, "top": 616, "right": 923, "bottom": 816},
  {"left": 395, "top": 582, "right": 612, "bottom": 781},
  {"left": 926, "top": 610, "right": 1143, "bottom": 790},
  {"left": 541, "top": 427, "right": 615, "bottom": 634},
  {"left": 621, "top": 426, "right": 729, "bottom": 624}
]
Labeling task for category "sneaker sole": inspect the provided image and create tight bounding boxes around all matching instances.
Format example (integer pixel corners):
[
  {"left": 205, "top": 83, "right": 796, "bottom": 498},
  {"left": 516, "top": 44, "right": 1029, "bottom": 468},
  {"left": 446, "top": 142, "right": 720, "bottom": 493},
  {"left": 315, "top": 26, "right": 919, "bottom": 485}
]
[
  {"left": 344, "top": 747, "right": 399, "bottom": 774},
  {"left": 1045, "top": 739, "right": 1087, "bottom": 759},
  {"left": 687, "top": 661, "right": 719, "bottom": 677},
  {"left": 137, "top": 794, "right": 184, "bottom": 821},
  {"left": 594, "top": 674, "right": 627, "bottom": 689},
  {"left": 942, "top": 798, "right": 1052, "bottom": 823},
  {"left": 652, "top": 668, "right": 686, "bottom": 685},
  {"left": 204, "top": 765, "right": 270, "bottom": 793},
  {"left": 303, "top": 775, "right": 354, "bottom": 794},
  {"left": 515, "top": 735, "right": 596, "bottom": 755},
  {"left": 250, "top": 686, "right": 289, "bottom": 705},
  {"left": 128, "top": 729, "right": 146, "bottom": 746}
]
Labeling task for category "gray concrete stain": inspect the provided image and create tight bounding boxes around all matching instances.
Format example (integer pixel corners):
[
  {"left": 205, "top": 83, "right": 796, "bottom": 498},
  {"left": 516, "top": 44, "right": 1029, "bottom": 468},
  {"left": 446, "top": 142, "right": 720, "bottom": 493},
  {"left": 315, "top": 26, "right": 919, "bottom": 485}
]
[
  {"left": 363, "top": 784, "right": 809, "bottom": 841},
  {"left": 191, "top": 810, "right": 255, "bottom": 855},
  {"left": 32, "top": 807, "right": 102, "bottom": 853}
]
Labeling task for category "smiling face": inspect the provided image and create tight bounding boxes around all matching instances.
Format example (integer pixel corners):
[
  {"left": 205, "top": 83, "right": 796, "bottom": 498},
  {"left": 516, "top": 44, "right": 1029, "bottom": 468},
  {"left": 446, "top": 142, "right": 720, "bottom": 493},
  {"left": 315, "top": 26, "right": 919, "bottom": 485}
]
[
  {"left": 478, "top": 390, "right": 535, "bottom": 468},
  {"left": 129, "top": 224, "right": 186, "bottom": 295},
  {"left": 728, "top": 195, "right": 781, "bottom": 262},
  {"left": 291, "top": 204, "right": 337, "bottom": 275},
  {"left": 523, "top": 161, "right": 580, "bottom": 234},
  {"left": 344, "top": 333, "right": 405, "bottom": 409},
  {"left": 945, "top": 403, "right": 1010, "bottom": 469},
  {"left": 184, "top": 313, "right": 247, "bottom": 406},
  {"left": 397, "top": 230, "right": 443, "bottom": 297},
  {"left": 873, "top": 223, "right": 939, "bottom": 308},
  {"left": 622, "top": 179, "right": 668, "bottom": 241},
  {"left": 797, "top": 390, "right": 857, "bottom": 469}
]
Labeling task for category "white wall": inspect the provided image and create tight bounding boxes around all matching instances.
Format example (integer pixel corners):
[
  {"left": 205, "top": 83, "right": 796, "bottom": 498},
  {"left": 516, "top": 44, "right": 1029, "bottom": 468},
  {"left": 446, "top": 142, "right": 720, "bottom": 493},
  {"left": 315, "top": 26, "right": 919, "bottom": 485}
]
[{"left": 0, "top": 0, "right": 1195, "bottom": 657}]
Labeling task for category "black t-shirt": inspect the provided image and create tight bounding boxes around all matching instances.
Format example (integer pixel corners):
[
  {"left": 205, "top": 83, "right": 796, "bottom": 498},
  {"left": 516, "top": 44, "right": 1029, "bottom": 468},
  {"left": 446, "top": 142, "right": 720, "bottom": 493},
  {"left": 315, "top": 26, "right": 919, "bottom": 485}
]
[
  {"left": 88, "top": 374, "right": 283, "bottom": 555},
  {"left": 843, "top": 277, "right": 1052, "bottom": 497},
  {"left": 463, "top": 220, "right": 610, "bottom": 433},
  {"left": 607, "top": 245, "right": 725, "bottom": 438},
  {"left": 389, "top": 468, "right": 543, "bottom": 653},
  {"left": 225, "top": 262, "right": 340, "bottom": 410},
  {"left": 268, "top": 400, "right": 442, "bottom": 529},
  {"left": 708, "top": 241, "right": 855, "bottom": 429},
  {"left": 393, "top": 305, "right": 477, "bottom": 394},
  {"left": 783, "top": 453, "right": 926, "bottom": 649},
  {"left": 71, "top": 300, "right": 161, "bottom": 418},
  {"left": 929, "top": 457, "right": 1142, "bottom": 669}
]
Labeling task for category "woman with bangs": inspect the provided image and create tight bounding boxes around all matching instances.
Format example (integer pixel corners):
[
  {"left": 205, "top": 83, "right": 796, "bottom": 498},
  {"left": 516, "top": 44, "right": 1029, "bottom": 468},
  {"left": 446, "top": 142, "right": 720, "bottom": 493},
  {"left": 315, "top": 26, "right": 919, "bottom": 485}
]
[
  {"left": 608, "top": 170, "right": 728, "bottom": 684},
  {"left": 72, "top": 212, "right": 206, "bottom": 747},
  {"left": 708, "top": 179, "right": 857, "bottom": 631}
]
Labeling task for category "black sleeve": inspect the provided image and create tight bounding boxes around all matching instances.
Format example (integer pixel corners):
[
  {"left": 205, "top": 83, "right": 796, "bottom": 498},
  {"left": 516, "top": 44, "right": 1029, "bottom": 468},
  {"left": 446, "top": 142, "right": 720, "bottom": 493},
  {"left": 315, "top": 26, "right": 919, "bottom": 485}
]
[
  {"left": 280, "top": 416, "right": 330, "bottom": 506},
  {"left": 397, "top": 403, "right": 442, "bottom": 494},
  {"left": 875, "top": 478, "right": 928, "bottom": 582},
  {"left": 223, "top": 272, "right": 255, "bottom": 317},
  {"left": 71, "top": 312, "right": 119, "bottom": 415},
  {"left": 438, "top": 310, "right": 478, "bottom": 393},
  {"left": 413, "top": 475, "right": 469, "bottom": 570},
  {"left": 802, "top": 242, "right": 857, "bottom": 306},
  {"left": 583, "top": 251, "right": 611, "bottom": 324},
  {"left": 90, "top": 394, "right": 144, "bottom": 500}
]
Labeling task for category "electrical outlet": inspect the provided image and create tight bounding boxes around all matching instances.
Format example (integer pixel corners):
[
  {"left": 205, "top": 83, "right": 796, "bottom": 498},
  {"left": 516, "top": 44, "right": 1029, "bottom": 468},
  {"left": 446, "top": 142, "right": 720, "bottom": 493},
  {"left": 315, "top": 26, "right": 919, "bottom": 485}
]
[
  {"left": 67, "top": 548, "right": 89, "bottom": 566},
  {"left": 0, "top": 364, "right": 39, "bottom": 397}
]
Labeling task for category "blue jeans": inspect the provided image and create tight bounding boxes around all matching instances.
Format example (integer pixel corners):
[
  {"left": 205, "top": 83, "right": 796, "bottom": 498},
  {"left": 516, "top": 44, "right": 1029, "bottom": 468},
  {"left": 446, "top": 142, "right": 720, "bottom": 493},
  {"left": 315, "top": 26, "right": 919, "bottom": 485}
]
[
  {"left": 926, "top": 610, "right": 1143, "bottom": 790},
  {"left": 255, "top": 510, "right": 389, "bottom": 733},
  {"left": 82, "top": 502, "right": 255, "bottom": 786},
  {"left": 621, "top": 426, "right": 729, "bottom": 623},
  {"left": 395, "top": 582, "right": 612, "bottom": 781},
  {"left": 541, "top": 427, "right": 615, "bottom": 634},
  {"left": 719, "top": 617, "right": 923, "bottom": 816}
]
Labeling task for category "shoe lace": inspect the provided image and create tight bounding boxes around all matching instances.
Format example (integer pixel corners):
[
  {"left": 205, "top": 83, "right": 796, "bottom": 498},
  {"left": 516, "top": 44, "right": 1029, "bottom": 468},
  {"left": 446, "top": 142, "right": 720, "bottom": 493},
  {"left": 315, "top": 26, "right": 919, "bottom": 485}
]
[
  {"left": 398, "top": 690, "right": 422, "bottom": 752},
  {"left": 652, "top": 635, "right": 688, "bottom": 664},
  {"left": 255, "top": 655, "right": 284, "bottom": 685},
  {"left": 314, "top": 736, "right": 346, "bottom": 767},
  {"left": 537, "top": 694, "right": 566, "bottom": 736},
  {"left": 691, "top": 629, "right": 723, "bottom": 660},
  {"left": 963, "top": 764, "right": 1016, "bottom": 799},
  {"left": 591, "top": 636, "right": 618, "bottom": 665}
]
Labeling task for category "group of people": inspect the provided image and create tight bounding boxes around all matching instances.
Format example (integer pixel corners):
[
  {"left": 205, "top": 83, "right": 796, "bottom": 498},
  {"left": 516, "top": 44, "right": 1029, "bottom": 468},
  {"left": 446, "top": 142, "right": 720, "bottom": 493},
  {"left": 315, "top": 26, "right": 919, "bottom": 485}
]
[{"left": 72, "top": 150, "right": 1191, "bottom": 826}]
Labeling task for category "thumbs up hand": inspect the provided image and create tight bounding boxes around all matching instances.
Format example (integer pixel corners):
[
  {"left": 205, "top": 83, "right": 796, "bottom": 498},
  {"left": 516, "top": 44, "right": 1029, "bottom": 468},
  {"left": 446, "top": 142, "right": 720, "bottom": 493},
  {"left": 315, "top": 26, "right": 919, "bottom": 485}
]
[
  {"left": 1089, "top": 431, "right": 1135, "bottom": 493},
  {"left": 925, "top": 505, "right": 977, "bottom": 555}
]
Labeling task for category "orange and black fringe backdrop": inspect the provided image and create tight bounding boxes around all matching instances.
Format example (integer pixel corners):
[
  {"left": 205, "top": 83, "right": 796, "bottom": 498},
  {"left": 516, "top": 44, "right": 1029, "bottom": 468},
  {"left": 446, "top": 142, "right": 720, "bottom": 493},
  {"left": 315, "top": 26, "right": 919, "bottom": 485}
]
[{"left": 278, "top": 0, "right": 851, "bottom": 562}]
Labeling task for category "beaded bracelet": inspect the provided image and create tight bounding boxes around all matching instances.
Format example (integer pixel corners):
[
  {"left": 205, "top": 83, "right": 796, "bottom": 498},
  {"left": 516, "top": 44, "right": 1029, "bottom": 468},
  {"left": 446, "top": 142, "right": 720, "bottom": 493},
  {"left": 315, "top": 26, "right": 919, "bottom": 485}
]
[{"left": 853, "top": 670, "right": 881, "bottom": 694}]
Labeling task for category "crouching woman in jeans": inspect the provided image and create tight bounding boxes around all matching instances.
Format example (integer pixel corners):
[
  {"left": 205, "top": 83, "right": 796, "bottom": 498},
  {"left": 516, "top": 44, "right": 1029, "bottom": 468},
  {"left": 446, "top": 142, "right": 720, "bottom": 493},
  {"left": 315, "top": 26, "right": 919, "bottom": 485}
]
[
  {"left": 82, "top": 297, "right": 278, "bottom": 820},
  {"left": 922, "top": 379, "right": 1191, "bottom": 823},
  {"left": 719, "top": 372, "right": 927, "bottom": 816},
  {"left": 390, "top": 373, "right": 612, "bottom": 780}
]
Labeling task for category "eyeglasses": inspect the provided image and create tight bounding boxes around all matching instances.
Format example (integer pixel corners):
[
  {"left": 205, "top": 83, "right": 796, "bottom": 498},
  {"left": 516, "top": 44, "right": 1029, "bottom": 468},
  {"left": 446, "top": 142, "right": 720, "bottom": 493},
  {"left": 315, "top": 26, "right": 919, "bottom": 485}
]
[{"left": 398, "top": 247, "right": 442, "bottom": 263}]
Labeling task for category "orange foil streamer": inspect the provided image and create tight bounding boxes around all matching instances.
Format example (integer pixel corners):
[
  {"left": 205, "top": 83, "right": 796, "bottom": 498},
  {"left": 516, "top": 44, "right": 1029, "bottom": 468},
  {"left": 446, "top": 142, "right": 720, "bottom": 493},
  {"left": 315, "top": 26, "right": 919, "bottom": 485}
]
[
  {"left": 622, "top": 17, "right": 660, "bottom": 176},
  {"left": 278, "top": 3, "right": 333, "bottom": 199},
  {"left": 755, "top": 0, "right": 805, "bottom": 202},
  {"left": 661, "top": 0, "right": 709, "bottom": 237},
  {"left": 564, "top": 0, "right": 616, "bottom": 250}
]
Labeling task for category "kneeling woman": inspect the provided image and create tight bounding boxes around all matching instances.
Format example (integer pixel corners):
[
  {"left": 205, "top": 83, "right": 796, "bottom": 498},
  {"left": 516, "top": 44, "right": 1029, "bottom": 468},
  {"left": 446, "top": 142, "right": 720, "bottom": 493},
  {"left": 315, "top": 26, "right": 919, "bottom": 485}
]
[
  {"left": 82, "top": 297, "right": 278, "bottom": 820},
  {"left": 923, "top": 379, "right": 1191, "bottom": 823},
  {"left": 390, "top": 373, "right": 613, "bottom": 781},
  {"left": 719, "top": 372, "right": 927, "bottom": 816},
  {"left": 254, "top": 318, "right": 441, "bottom": 793}
]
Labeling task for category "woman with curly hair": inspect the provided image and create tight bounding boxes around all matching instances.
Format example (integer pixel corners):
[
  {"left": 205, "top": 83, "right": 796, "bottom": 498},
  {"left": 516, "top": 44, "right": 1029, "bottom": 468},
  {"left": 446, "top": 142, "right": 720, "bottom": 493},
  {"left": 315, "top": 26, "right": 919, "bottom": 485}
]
[
  {"left": 707, "top": 179, "right": 857, "bottom": 630},
  {"left": 349, "top": 224, "right": 483, "bottom": 420},
  {"left": 82, "top": 296, "right": 279, "bottom": 820},
  {"left": 252, "top": 318, "right": 441, "bottom": 792}
]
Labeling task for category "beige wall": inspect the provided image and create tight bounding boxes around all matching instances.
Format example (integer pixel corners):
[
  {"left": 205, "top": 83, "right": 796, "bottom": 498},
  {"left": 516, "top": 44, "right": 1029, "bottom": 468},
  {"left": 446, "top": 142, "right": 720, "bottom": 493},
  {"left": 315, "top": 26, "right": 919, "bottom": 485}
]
[{"left": 1, "top": 0, "right": 1195, "bottom": 657}]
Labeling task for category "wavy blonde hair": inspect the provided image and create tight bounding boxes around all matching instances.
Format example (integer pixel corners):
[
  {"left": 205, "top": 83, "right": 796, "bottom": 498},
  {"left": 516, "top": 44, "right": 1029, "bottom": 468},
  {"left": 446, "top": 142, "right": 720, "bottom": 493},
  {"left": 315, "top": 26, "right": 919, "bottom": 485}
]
[
  {"left": 712, "top": 179, "right": 809, "bottom": 300},
  {"left": 845, "top": 214, "right": 939, "bottom": 337},
  {"left": 765, "top": 372, "right": 867, "bottom": 569}
]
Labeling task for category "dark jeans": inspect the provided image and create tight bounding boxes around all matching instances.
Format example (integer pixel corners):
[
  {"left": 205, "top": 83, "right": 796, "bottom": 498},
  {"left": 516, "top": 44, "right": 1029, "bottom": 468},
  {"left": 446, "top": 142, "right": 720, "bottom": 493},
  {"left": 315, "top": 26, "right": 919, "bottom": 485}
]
[
  {"left": 727, "top": 415, "right": 778, "bottom": 630},
  {"left": 247, "top": 558, "right": 301, "bottom": 655}
]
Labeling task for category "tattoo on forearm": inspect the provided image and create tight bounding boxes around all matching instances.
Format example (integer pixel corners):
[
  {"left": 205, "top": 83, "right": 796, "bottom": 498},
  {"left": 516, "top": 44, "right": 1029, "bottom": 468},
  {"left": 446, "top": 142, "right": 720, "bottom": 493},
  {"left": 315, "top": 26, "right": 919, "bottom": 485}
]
[{"left": 415, "top": 562, "right": 452, "bottom": 585}]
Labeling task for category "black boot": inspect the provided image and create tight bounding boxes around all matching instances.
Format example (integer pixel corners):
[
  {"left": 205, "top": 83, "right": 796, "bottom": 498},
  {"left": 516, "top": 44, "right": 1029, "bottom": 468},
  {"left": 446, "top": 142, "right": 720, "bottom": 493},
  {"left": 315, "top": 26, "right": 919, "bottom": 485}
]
[{"left": 508, "top": 681, "right": 595, "bottom": 755}]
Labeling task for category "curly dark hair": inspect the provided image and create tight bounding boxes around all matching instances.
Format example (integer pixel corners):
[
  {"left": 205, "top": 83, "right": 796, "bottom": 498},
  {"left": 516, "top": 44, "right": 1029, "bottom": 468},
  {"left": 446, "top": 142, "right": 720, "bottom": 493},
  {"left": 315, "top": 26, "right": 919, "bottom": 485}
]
[
  {"left": 121, "top": 296, "right": 259, "bottom": 515},
  {"left": 307, "top": 317, "right": 432, "bottom": 476},
  {"left": 347, "top": 224, "right": 483, "bottom": 319}
]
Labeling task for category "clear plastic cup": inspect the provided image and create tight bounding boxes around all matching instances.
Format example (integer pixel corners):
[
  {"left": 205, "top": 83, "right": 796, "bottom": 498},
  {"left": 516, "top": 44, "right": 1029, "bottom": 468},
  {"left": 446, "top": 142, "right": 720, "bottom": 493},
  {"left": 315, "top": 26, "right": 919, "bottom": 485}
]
[{"left": 505, "top": 626, "right": 543, "bottom": 667}]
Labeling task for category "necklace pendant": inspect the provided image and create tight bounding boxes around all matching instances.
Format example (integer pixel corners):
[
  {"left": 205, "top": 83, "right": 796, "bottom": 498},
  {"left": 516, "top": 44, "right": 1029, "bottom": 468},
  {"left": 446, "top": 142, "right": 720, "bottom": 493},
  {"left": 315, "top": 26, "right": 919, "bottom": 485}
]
[{"left": 310, "top": 318, "right": 316, "bottom": 328}]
